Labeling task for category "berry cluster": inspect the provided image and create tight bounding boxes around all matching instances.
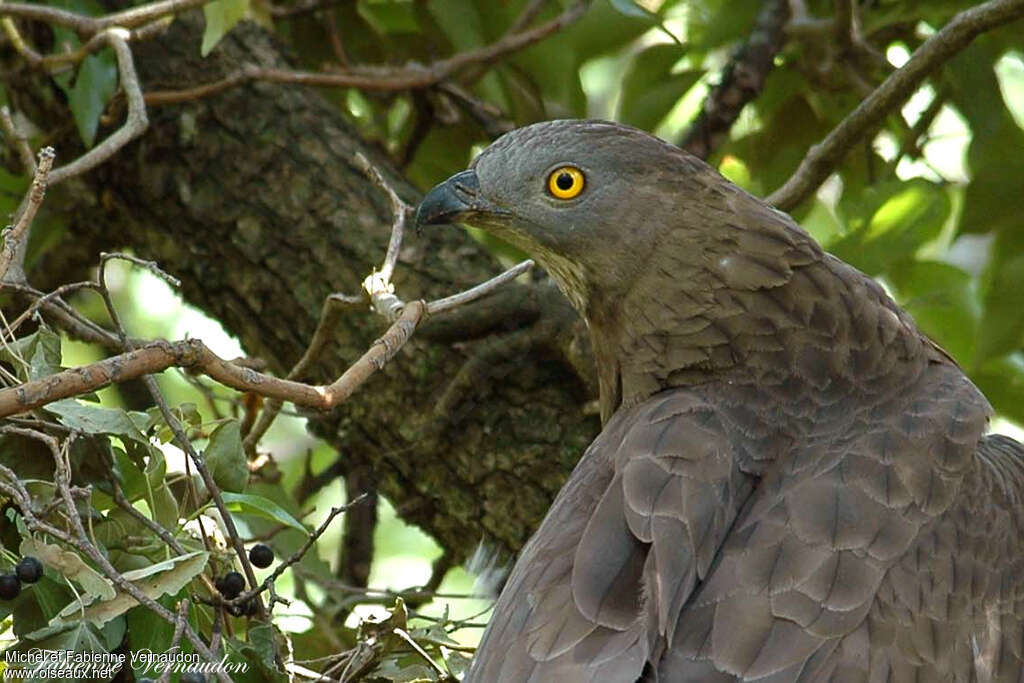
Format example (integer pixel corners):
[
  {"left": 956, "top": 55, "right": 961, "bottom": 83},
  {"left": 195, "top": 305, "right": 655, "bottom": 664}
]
[{"left": 0, "top": 556, "right": 43, "bottom": 600}]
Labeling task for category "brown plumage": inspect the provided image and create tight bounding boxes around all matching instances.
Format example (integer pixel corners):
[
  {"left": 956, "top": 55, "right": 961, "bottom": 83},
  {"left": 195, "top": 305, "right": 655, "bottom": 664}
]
[{"left": 414, "top": 120, "right": 1024, "bottom": 682}]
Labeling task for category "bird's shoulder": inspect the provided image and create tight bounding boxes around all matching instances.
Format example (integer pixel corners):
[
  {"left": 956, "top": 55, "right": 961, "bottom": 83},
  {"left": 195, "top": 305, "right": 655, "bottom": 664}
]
[{"left": 465, "top": 386, "right": 771, "bottom": 683}]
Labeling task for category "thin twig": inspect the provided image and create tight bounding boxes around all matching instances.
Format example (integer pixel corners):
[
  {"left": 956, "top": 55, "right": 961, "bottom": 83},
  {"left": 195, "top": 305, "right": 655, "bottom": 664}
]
[
  {"left": 143, "top": 1, "right": 586, "bottom": 104},
  {"left": 0, "top": 0, "right": 206, "bottom": 36},
  {"left": 0, "top": 428, "right": 230, "bottom": 682},
  {"left": 681, "top": 0, "right": 790, "bottom": 159},
  {"left": 459, "top": 0, "right": 551, "bottom": 85},
  {"left": 48, "top": 29, "right": 149, "bottom": 185},
  {"left": 226, "top": 495, "right": 368, "bottom": 606},
  {"left": 895, "top": 88, "right": 948, "bottom": 162},
  {"left": 91, "top": 255, "right": 267, "bottom": 629},
  {"left": 393, "top": 627, "right": 449, "bottom": 679},
  {"left": 0, "top": 258, "right": 533, "bottom": 418},
  {"left": 353, "top": 152, "right": 409, "bottom": 284},
  {"left": 101, "top": 251, "right": 182, "bottom": 287},
  {"left": 427, "top": 260, "right": 533, "bottom": 315},
  {"left": 767, "top": 0, "right": 1024, "bottom": 210},
  {"left": 0, "top": 147, "right": 55, "bottom": 284},
  {"left": 158, "top": 599, "right": 192, "bottom": 683},
  {"left": 241, "top": 293, "right": 364, "bottom": 454},
  {"left": 4, "top": 282, "right": 122, "bottom": 350},
  {"left": 1, "top": 16, "right": 44, "bottom": 67},
  {"left": 0, "top": 106, "right": 36, "bottom": 174}
]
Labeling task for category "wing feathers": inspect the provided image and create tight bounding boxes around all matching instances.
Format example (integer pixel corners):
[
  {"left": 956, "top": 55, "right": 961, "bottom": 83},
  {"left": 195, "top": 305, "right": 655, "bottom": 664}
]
[{"left": 573, "top": 472, "right": 647, "bottom": 629}]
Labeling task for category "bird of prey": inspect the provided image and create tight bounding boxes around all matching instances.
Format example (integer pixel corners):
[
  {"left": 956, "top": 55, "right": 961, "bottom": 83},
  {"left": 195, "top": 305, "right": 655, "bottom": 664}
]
[{"left": 414, "top": 120, "right": 1024, "bottom": 682}]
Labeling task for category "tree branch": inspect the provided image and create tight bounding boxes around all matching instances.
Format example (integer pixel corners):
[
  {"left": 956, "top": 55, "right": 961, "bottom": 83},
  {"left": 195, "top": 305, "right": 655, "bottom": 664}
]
[
  {"left": 143, "top": 1, "right": 586, "bottom": 104},
  {"left": 0, "top": 0, "right": 206, "bottom": 35},
  {"left": 767, "top": 0, "right": 1024, "bottom": 211},
  {"left": 48, "top": 29, "right": 148, "bottom": 185},
  {"left": 0, "top": 147, "right": 54, "bottom": 285},
  {"left": 681, "top": 0, "right": 790, "bottom": 159}
]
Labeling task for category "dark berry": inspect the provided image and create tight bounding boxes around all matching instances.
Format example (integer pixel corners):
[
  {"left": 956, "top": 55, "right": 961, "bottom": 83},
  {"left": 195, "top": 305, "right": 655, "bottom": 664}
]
[
  {"left": 0, "top": 573, "right": 20, "bottom": 600},
  {"left": 216, "top": 571, "right": 245, "bottom": 599},
  {"left": 230, "top": 597, "right": 261, "bottom": 618},
  {"left": 248, "top": 543, "right": 273, "bottom": 568},
  {"left": 15, "top": 556, "right": 43, "bottom": 583},
  {"left": 179, "top": 673, "right": 206, "bottom": 683}
]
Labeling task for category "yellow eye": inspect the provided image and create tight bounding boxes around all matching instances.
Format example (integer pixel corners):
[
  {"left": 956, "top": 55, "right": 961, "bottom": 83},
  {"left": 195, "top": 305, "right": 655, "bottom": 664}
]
[{"left": 547, "top": 166, "right": 585, "bottom": 199}]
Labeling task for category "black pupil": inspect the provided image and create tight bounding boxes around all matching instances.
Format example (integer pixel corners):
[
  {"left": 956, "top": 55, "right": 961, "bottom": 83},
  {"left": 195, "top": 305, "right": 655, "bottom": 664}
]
[{"left": 556, "top": 172, "right": 575, "bottom": 191}]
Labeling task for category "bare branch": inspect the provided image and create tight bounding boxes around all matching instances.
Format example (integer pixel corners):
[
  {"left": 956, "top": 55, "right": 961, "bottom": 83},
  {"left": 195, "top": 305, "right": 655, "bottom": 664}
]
[
  {"left": 681, "top": 0, "right": 790, "bottom": 159},
  {"left": 49, "top": 29, "right": 149, "bottom": 185},
  {"left": 241, "top": 293, "right": 364, "bottom": 453},
  {"left": 353, "top": 152, "right": 409, "bottom": 284},
  {"left": 100, "top": 251, "right": 181, "bottom": 287},
  {"left": 0, "top": 0, "right": 206, "bottom": 36},
  {"left": 0, "top": 147, "right": 55, "bottom": 284},
  {"left": 0, "top": 106, "right": 36, "bottom": 173},
  {"left": 427, "top": 260, "right": 534, "bottom": 315},
  {"left": 767, "top": 0, "right": 1024, "bottom": 211},
  {"left": 226, "top": 495, "right": 369, "bottom": 606},
  {"left": 0, "top": 258, "right": 533, "bottom": 418},
  {"left": 143, "top": 1, "right": 586, "bottom": 104}
]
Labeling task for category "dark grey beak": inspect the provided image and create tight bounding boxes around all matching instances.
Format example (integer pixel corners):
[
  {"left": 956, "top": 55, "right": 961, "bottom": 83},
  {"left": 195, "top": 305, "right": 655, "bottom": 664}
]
[{"left": 414, "top": 169, "right": 482, "bottom": 229}]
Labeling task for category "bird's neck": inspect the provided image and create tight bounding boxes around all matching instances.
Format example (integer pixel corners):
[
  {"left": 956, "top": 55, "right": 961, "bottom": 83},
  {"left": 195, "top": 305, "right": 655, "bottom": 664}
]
[{"left": 584, "top": 248, "right": 936, "bottom": 426}]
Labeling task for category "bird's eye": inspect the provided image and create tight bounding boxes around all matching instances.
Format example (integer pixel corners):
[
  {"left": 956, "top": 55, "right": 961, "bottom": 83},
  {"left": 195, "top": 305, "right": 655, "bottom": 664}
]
[{"left": 547, "top": 166, "right": 585, "bottom": 200}]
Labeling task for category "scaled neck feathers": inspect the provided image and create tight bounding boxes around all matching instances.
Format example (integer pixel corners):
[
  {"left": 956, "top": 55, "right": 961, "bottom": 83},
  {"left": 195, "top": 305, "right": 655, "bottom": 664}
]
[{"left": 573, "top": 189, "right": 938, "bottom": 425}]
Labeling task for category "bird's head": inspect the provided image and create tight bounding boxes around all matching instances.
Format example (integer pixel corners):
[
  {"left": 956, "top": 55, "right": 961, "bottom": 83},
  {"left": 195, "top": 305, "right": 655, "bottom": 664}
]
[{"left": 414, "top": 119, "right": 722, "bottom": 313}]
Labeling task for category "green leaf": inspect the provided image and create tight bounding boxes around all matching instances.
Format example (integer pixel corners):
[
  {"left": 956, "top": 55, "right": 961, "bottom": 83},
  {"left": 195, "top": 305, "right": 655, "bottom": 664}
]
[
  {"left": 93, "top": 507, "right": 148, "bottom": 552},
  {"left": 374, "top": 658, "right": 439, "bottom": 682},
  {"left": 976, "top": 244, "right": 1024, "bottom": 363},
  {"left": 205, "top": 419, "right": 249, "bottom": 493},
  {"left": 618, "top": 44, "right": 700, "bottom": 131},
  {"left": 53, "top": 551, "right": 209, "bottom": 627},
  {"left": 357, "top": 0, "right": 419, "bottom": 34},
  {"left": 19, "top": 621, "right": 108, "bottom": 661},
  {"left": 0, "top": 325, "right": 62, "bottom": 381},
  {"left": 23, "top": 576, "right": 73, "bottom": 623},
  {"left": 115, "top": 441, "right": 167, "bottom": 502},
  {"left": 221, "top": 492, "right": 307, "bottom": 533},
  {"left": 150, "top": 482, "right": 180, "bottom": 532},
  {"left": 20, "top": 537, "right": 115, "bottom": 601},
  {"left": 202, "top": 0, "right": 250, "bottom": 57},
  {"left": 687, "top": 0, "right": 760, "bottom": 51},
  {"left": 504, "top": 0, "right": 652, "bottom": 119},
  {"left": 974, "top": 352, "right": 1024, "bottom": 424},
  {"left": 45, "top": 399, "right": 149, "bottom": 444},
  {"left": 888, "top": 261, "right": 979, "bottom": 366},
  {"left": 608, "top": 0, "right": 683, "bottom": 47},
  {"left": 125, "top": 599, "right": 176, "bottom": 655},
  {"left": 948, "top": 38, "right": 1024, "bottom": 237},
  {"left": 68, "top": 49, "right": 118, "bottom": 147},
  {"left": 245, "top": 623, "right": 279, "bottom": 672},
  {"left": 829, "top": 180, "right": 951, "bottom": 276},
  {"left": 28, "top": 324, "right": 63, "bottom": 379},
  {"left": 443, "top": 649, "right": 472, "bottom": 678},
  {"left": 227, "top": 628, "right": 289, "bottom": 682}
]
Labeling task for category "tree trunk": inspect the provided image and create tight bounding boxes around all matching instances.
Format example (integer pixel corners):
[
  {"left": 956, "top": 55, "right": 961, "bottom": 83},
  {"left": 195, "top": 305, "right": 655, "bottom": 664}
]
[{"left": 25, "top": 14, "right": 599, "bottom": 560}]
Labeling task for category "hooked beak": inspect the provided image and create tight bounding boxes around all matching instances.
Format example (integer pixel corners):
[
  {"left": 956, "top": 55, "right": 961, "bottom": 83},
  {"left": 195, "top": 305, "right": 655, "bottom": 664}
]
[{"left": 414, "top": 169, "right": 490, "bottom": 229}]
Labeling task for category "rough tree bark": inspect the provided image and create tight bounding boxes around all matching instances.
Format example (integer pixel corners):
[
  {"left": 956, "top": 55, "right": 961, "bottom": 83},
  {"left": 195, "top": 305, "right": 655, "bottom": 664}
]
[{"left": 15, "top": 14, "right": 599, "bottom": 560}]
